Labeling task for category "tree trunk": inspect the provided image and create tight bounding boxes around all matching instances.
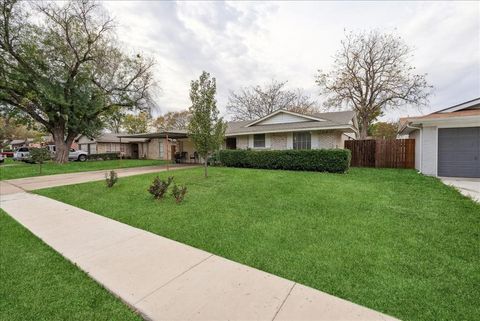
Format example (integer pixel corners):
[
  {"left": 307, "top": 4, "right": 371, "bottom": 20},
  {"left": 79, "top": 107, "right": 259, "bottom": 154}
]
[
  {"left": 358, "top": 118, "right": 369, "bottom": 140},
  {"left": 204, "top": 157, "right": 208, "bottom": 178},
  {"left": 52, "top": 128, "right": 76, "bottom": 164}
]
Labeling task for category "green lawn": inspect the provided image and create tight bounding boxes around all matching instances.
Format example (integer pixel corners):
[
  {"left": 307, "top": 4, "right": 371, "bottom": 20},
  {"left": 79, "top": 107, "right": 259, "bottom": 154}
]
[
  {"left": 35, "top": 167, "right": 480, "bottom": 321},
  {"left": 0, "top": 157, "right": 168, "bottom": 180},
  {"left": 0, "top": 209, "right": 142, "bottom": 321}
]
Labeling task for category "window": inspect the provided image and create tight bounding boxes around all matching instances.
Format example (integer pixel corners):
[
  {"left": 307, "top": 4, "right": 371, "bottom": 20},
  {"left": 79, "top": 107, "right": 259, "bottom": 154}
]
[
  {"left": 293, "top": 132, "right": 311, "bottom": 150},
  {"left": 226, "top": 137, "right": 237, "bottom": 149},
  {"left": 253, "top": 134, "right": 265, "bottom": 148}
]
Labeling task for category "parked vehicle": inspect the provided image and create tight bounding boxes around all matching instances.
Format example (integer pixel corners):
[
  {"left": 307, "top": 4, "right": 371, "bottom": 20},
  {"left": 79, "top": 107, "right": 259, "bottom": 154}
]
[
  {"left": 13, "top": 147, "right": 87, "bottom": 162},
  {"left": 68, "top": 148, "right": 88, "bottom": 162},
  {"left": 13, "top": 147, "right": 30, "bottom": 161},
  {"left": 0, "top": 151, "right": 14, "bottom": 158},
  {"left": 0, "top": 154, "right": 4, "bottom": 163}
]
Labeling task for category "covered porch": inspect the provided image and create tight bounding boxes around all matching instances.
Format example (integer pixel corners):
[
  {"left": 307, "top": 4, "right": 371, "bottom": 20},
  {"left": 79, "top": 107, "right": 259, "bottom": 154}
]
[{"left": 118, "top": 130, "right": 201, "bottom": 163}]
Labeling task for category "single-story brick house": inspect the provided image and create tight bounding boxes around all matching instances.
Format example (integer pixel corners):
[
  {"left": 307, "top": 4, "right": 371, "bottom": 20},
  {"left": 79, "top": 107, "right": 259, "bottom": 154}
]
[
  {"left": 78, "top": 109, "right": 357, "bottom": 162},
  {"left": 223, "top": 109, "right": 357, "bottom": 150},
  {"left": 399, "top": 97, "right": 480, "bottom": 178}
]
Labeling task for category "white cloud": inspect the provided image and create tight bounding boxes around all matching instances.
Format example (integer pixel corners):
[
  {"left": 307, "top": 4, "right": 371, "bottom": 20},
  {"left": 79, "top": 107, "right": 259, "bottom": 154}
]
[{"left": 103, "top": 1, "right": 480, "bottom": 121}]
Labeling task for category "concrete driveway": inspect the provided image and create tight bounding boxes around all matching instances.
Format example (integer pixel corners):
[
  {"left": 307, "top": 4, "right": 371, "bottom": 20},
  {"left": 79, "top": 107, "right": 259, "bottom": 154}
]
[{"left": 440, "top": 177, "right": 480, "bottom": 203}]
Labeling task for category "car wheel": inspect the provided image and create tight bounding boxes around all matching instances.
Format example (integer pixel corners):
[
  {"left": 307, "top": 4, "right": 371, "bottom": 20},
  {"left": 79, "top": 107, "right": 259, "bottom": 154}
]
[{"left": 78, "top": 154, "right": 87, "bottom": 162}]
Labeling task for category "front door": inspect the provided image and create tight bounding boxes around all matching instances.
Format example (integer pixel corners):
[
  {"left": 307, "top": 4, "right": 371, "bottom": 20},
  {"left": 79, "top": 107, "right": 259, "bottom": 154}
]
[
  {"left": 171, "top": 145, "right": 176, "bottom": 161},
  {"left": 131, "top": 144, "right": 139, "bottom": 159}
]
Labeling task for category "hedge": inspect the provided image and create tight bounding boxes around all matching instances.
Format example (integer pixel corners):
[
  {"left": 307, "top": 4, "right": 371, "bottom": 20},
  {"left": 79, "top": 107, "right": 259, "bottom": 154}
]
[
  {"left": 87, "top": 152, "right": 120, "bottom": 161},
  {"left": 218, "top": 149, "right": 351, "bottom": 173}
]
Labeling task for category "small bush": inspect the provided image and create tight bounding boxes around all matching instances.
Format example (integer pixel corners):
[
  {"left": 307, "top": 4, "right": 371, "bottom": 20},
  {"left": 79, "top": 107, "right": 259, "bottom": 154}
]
[
  {"left": 105, "top": 170, "right": 118, "bottom": 188},
  {"left": 148, "top": 176, "right": 174, "bottom": 200},
  {"left": 171, "top": 184, "right": 187, "bottom": 204},
  {"left": 218, "top": 149, "right": 351, "bottom": 173},
  {"left": 88, "top": 152, "right": 120, "bottom": 161}
]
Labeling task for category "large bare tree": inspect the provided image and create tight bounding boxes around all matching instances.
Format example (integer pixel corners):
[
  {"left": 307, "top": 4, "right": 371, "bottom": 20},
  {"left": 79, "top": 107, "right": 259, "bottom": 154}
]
[
  {"left": 227, "top": 80, "right": 317, "bottom": 121},
  {"left": 0, "top": 0, "right": 154, "bottom": 162},
  {"left": 316, "top": 30, "right": 431, "bottom": 139}
]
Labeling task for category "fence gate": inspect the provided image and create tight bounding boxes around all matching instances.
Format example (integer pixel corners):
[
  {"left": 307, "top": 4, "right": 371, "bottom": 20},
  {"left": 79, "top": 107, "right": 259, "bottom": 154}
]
[{"left": 344, "top": 139, "right": 415, "bottom": 169}]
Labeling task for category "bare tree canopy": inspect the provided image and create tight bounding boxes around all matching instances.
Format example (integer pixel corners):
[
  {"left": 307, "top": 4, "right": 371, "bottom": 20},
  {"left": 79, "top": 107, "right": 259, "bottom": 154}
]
[
  {"left": 227, "top": 80, "right": 317, "bottom": 121},
  {"left": 316, "top": 30, "right": 431, "bottom": 139},
  {"left": 0, "top": 0, "right": 155, "bottom": 162}
]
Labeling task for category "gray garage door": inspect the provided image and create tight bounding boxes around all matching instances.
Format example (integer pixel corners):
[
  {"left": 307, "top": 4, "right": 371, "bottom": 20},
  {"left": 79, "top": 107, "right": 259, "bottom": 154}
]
[{"left": 438, "top": 127, "right": 480, "bottom": 178}]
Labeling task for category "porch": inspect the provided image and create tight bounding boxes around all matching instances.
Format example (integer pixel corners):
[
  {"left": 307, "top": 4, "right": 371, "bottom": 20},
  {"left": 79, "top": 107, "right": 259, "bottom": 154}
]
[{"left": 118, "top": 131, "right": 201, "bottom": 163}]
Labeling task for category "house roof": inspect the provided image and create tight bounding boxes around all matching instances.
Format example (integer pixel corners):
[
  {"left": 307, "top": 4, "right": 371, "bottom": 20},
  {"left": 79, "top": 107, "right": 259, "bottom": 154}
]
[
  {"left": 399, "top": 97, "right": 480, "bottom": 134},
  {"left": 78, "top": 133, "right": 149, "bottom": 143},
  {"left": 117, "top": 130, "right": 189, "bottom": 139},
  {"left": 10, "top": 139, "right": 34, "bottom": 145},
  {"left": 434, "top": 97, "right": 480, "bottom": 113},
  {"left": 226, "top": 110, "right": 356, "bottom": 136},
  {"left": 244, "top": 109, "right": 327, "bottom": 127}
]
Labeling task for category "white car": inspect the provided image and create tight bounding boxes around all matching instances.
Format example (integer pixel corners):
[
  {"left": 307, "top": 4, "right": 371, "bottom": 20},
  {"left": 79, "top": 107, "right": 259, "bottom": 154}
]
[
  {"left": 13, "top": 147, "right": 87, "bottom": 162},
  {"left": 13, "top": 147, "right": 30, "bottom": 161},
  {"left": 0, "top": 154, "right": 4, "bottom": 163},
  {"left": 68, "top": 148, "right": 88, "bottom": 162}
]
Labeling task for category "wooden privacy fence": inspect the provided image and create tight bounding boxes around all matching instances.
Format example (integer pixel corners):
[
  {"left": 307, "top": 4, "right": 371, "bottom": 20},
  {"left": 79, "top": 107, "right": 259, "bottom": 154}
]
[{"left": 344, "top": 139, "right": 415, "bottom": 169}]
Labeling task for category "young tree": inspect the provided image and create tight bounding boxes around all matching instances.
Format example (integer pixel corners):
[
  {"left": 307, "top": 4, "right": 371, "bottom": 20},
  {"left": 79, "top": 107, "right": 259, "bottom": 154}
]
[
  {"left": 227, "top": 80, "right": 317, "bottom": 121},
  {"left": 0, "top": 0, "right": 154, "bottom": 163},
  {"left": 29, "top": 147, "right": 51, "bottom": 174},
  {"left": 122, "top": 112, "right": 151, "bottom": 134},
  {"left": 153, "top": 110, "right": 191, "bottom": 131},
  {"left": 316, "top": 30, "right": 431, "bottom": 139},
  {"left": 188, "top": 71, "right": 226, "bottom": 178}
]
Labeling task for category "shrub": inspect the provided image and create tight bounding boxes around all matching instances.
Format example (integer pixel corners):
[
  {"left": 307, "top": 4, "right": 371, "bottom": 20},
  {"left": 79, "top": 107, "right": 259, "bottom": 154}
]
[
  {"left": 171, "top": 184, "right": 187, "bottom": 204},
  {"left": 218, "top": 149, "right": 351, "bottom": 173},
  {"left": 148, "top": 176, "right": 174, "bottom": 200},
  {"left": 28, "top": 148, "right": 51, "bottom": 173},
  {"left": 88, "top": 152, "right": 120, "bottom": 161},
  {"left": 105, "top": 170, "right": 118, "bottom": 188}
]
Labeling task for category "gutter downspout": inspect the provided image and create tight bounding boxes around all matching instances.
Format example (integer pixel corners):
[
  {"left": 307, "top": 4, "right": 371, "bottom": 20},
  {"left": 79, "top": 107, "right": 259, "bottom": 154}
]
[{"left": 406, "top": 124, "right": 422, "bottom": 173}]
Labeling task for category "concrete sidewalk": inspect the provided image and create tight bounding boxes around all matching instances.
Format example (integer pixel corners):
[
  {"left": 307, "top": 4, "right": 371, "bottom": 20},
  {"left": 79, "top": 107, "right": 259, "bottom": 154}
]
[
  {"left": 0, "top": 192, "right": 398, "bottom": 321},
  {"left": 1, "top": 164, "right": 196, "bottom": 193}
]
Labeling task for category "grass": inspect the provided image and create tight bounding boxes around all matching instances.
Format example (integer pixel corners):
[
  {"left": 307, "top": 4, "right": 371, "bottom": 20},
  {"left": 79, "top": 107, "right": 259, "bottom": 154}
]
[
  {"left": 0, "top": 157, "right": 168, "bottom": 180},
  {"left": 0, "top": 209, "right": 142, "bottom": 321},
  {"left": 36, "top": 167, "right": 480, "bottom": 321}
]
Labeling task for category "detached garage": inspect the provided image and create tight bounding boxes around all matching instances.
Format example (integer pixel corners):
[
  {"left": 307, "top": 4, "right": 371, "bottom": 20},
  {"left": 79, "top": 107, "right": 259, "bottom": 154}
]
[{"left": 400, "top": 98, "right": 480, "bottom": 178}]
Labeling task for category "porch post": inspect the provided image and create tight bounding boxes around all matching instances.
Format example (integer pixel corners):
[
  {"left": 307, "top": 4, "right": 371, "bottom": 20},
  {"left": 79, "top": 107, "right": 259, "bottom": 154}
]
[
  {"left": 166, "top": 132, "right": 169, "bottom": 171},
  {"left": 119, "top": 137, "right": 122, "bottom": 160}
]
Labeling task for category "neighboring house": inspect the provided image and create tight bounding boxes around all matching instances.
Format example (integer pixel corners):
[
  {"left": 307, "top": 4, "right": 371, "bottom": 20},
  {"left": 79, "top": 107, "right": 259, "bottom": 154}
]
[
  {"left": 9, "top": 139, "right": 35, "bottom": 149},
  {"left": 76, "top": 133, "right": 150, "bottom": 158},
  {"left": 8, "top": 135, "right": 79, "bottom": 151},
  {"left": 116, "top": 109, "right": 357, "bottom": 162},
  {"left": 399, "top": 97, "right": 480, "bottom": 178}
]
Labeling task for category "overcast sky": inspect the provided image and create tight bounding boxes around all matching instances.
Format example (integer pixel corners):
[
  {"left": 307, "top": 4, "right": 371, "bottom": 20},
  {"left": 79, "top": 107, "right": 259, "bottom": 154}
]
[{"left": 103, "top": 1, "right": 480, "bottom": 121}]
